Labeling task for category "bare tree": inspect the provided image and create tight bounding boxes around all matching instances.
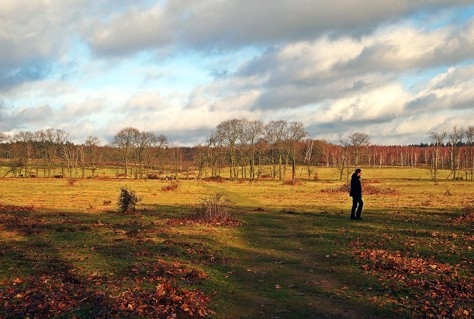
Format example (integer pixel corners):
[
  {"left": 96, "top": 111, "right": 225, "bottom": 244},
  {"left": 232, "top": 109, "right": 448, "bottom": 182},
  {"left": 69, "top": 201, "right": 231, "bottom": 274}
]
[
  {"left": 193, "top": 144, "right": 208, "bottom": 179},
  {"left": 207, "top": 132, "right": 222, "bottom": 178},
  {"left": 34, "top": 130, "right": 48, "bottom": 177},
  {"left": 11, "top": 131, "right": 35, "bottom": 177},
  {"left": 285, "top": 121, "right": 306, "bottom": 184},
  {"left": 215, "top": 119, "right": 244, "bottom": 180},
  {"left": 338, "top": 138, "right": 350, "bottom": 181},
  {"left": 466, "top": 126, "right": 474, "bottom": 180},
  {"left": 348, "top": 132, "right": 370, "bottom": 167},
  {"left": 52, "top": 130, "right": 75, "bottom": 178},
  {"left": 84, "top": 136, "right": 101, "bottom": 178},
  {"left": 134, "top": 131, "right": 158, "bottom": 179},
  {"left": 448, "top": 125, "right": 465, "bottom": 180},
  {"left": 428, "top": 129, "right": 447, "bottom": 181},
  {"left": 303, "top": 139, "right": 314, "bottom": 179},
  {"left": 33, "top": 129, "right": 62, "bottom": 177},
  {"left": 113, "top": 127, "right": 140, "bottom": 178},
  {"left": 38, "top": 128, "right": 68, "bottom": 177},
  {"left": 242, "top": 120, "right": 264, "bottom": 180},
  {"left": 146, "top": 134, "right": 168, "bottom": 177},
  {"left": 265, "top": 120, "right": 287, "bottom": 180},
  {"left": 320, "top": 141, "right": 332, "bottom": 167}
]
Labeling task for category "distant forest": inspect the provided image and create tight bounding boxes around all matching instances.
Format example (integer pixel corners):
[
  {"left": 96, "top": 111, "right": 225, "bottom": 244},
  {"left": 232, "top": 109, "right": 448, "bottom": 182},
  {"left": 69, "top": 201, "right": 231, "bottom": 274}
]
[{"left": 1, "top": 119, "right": 473, "bottom": 182}]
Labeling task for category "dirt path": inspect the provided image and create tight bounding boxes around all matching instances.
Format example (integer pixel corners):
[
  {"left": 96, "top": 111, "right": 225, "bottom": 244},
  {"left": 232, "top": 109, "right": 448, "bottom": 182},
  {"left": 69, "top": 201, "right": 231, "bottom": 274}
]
[
  {"left": 203, "top": 184, "right": 392, "bottom": 318},
  {"left": 229, "top": 212, "right": 385, "bottom": 319}
]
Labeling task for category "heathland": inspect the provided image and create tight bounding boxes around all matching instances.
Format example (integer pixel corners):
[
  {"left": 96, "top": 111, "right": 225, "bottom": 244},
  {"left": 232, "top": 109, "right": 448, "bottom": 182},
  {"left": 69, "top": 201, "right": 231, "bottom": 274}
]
[{"left": 0, "top": 167, "right": 472, "bottom": 318}]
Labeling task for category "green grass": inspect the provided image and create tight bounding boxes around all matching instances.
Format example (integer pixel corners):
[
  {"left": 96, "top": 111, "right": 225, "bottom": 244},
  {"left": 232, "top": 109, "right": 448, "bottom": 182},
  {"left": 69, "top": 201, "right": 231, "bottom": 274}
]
[{"left": 0, "top": 167, "right": 472, "bottom": 318}]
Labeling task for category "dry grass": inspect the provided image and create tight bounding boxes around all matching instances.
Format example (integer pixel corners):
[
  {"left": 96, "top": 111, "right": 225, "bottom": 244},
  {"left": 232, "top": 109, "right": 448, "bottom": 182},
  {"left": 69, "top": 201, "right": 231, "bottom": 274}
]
[{"left": 0, "top": 167, "right": 472, "bottom": 318}]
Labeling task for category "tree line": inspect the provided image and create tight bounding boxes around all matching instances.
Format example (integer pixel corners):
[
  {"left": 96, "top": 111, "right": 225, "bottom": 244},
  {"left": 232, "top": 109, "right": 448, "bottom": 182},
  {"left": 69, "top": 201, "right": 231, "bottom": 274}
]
[{"left": 0, "top": 121, "right": 473, "bottom": 181}]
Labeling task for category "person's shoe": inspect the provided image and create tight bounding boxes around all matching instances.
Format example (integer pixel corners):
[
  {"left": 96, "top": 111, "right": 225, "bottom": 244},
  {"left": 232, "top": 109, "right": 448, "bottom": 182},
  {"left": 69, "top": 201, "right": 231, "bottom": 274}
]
[
  {"left": 350, "top": 217, "right": 356, "bottom": 220},
  {"left": 355, "top": 217, "right": 363, "bottom": 220}
]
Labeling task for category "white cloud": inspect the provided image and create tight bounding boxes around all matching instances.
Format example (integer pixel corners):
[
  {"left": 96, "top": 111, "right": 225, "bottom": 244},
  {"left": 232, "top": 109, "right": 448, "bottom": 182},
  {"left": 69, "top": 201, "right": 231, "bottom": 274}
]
[
  {"left": 408, "top": 65, "right": 474, "bottom": 113},
  {"left": 1, "top": 1, "right": 474, "bottom": 146},
  {"left": 321, "top": 83, "right": 409, "bottom": 122}
]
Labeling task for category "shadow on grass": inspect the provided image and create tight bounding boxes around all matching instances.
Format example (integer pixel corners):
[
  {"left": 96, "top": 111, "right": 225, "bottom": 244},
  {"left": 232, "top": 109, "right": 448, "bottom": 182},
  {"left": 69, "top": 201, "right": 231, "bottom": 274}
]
[
  {"left": 1, "top": 201, "right": 471, "bottom": 318},
  {"left": 0, "top": 204, "right": 215, "bottom": 318},
  {"left": 214, "top": 210, "right": 401, "bottom": 319}
]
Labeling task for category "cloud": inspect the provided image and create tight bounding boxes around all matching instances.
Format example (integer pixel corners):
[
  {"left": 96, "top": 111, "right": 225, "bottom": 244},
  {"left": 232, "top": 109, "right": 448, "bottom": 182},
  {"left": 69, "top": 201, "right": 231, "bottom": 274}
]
[
  {"left": 86, "top": 5, "right": 171, "bottom": 56},
  {"left": 217, "top": 17, "right": 474, "bottom": 121},
  {"left": 117, "top": 88, "right": 260, "bottom": 134},
  {"left": 0, "top": 104, "right": 53, "bottom": 132},
  {"left": 83, "top": 0, "right": 474, "bottom": 55},
  {"left": 406, "top": 65, "right": 474, "bottom": 112},
  {"left": 0, "top": 1, "right": 77, "bottom": 68},
  {"left": 1, "top": 1, "right": 474, "bottom": 146}
]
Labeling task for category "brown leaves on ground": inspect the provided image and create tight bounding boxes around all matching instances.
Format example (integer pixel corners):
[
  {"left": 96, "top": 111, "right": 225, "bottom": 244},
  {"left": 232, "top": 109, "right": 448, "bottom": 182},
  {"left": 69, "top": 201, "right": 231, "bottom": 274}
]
[
  {"left": 167, "top": 216, "right": 242, "bottom": 227},
  {"left": 0, "top": 259, "right": 213, "bottom": 318},
  {"left": 0, "top": 211, "right": 46, "bottom": 236},
  {"left": 160, "top": 240, "right": 224, "bottom": 266},
  {"left": 357, "top": 249, "right": 473, "bottom": 318},
  {"left": 117, "top": 279, "right": 211, "bottom": 318},
  {"left": 450, "top": 207, "right": 474, "bottom": 223},
  {"left": 0, "top": 203, "right": 214, "bottom": 318},
  {"left": 0, "top": 203, "right": 34, "bottom": 214}
]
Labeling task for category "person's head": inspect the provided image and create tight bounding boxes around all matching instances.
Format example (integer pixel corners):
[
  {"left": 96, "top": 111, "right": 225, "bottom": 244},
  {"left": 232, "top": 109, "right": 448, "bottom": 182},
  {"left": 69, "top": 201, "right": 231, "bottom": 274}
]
[{"left": 355, "top": 168, "right": 362, "bottom": 176}]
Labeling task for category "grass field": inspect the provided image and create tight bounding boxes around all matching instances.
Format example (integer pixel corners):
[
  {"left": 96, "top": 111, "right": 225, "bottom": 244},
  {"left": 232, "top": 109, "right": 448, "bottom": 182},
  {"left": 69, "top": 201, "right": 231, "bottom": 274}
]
[{"left": 0, "top": 167, "right": 472, "bottom": 318}]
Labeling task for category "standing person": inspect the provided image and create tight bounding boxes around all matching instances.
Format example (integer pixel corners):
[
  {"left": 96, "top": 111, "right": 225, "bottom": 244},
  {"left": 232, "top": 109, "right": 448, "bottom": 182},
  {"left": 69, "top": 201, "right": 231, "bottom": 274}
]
[{"left": 349, "top": 168, "right": 363, "bottom": 220}]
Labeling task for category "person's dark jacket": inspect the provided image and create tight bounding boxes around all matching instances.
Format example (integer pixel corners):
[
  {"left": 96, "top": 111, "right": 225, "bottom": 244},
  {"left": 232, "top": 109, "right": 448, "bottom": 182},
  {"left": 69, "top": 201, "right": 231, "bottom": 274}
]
[{"left": 349, "top": 173, "right": 362, "bottom": 198}]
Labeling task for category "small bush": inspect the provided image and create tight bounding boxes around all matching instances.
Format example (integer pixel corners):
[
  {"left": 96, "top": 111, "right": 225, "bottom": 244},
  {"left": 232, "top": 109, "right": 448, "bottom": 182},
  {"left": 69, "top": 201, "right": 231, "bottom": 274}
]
[
  {"left": 444, "top": 188, "right": 453, "bottom": 196},
  {"left": 194, "top": 193, "right": 232, "bottom": 221},
  {"left": 161, "top": 181, "right": 179, "bottom": 192},
  {"left": 283, "top": 179, "right": 302, "bottom": 185},
  {"left": 118, "top": 187, "right": 139, "bottom": 213},
  {"left": 321, "top": 183, "right": 350, "bottom": 194},
  {"left": 202, "top": 176, "right": 225, "bottom": 183}
]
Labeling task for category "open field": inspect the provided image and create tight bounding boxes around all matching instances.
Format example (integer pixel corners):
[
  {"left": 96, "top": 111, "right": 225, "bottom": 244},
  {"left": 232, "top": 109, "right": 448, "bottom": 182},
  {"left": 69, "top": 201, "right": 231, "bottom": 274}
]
[{"left": 0, "top": 167, "right": 473, "bottom": 318}]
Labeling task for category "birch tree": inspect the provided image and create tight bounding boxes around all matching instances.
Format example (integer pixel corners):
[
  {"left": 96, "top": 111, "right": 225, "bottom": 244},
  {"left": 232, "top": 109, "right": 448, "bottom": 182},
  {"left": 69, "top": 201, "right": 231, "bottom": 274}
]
[
  {"left": 428, "top": 129, "right": 446, "bottom": 181},
  {"left": 466, "top": 126, "right": 474, "bottom": 180},
  {"left": 448, "top": 125, "right": 464, "bottom": 180}
]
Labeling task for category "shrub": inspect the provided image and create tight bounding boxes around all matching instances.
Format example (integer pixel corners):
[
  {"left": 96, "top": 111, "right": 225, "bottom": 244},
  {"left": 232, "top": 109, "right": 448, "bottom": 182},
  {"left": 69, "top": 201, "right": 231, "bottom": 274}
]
[
  {"left": 161, "top": 181, "right": 179, "bottom": 192},
  {"left": 194, "top": 193, "right": 232, "bottom": 221},
  {"left": 118, "top": 187, "right": 139, "bottom": 213},
  {"left": 283, "top": 179, "right": 302, "bottom": 186},
  {"left": 202, "top": 176, "right": 225, "bottom": 182}
]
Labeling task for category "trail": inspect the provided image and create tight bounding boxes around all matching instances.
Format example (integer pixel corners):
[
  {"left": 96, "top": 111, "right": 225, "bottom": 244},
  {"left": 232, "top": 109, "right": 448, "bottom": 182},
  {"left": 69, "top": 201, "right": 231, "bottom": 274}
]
[{"left": 202, "top": 184, "right": 387, "bottom": 318}]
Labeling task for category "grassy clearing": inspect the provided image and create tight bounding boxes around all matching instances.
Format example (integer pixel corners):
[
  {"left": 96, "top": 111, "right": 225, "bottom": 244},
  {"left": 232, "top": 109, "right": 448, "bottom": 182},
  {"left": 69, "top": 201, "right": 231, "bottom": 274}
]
[{"left": 0, "top": 167, "right": 472, "bottom": 318}]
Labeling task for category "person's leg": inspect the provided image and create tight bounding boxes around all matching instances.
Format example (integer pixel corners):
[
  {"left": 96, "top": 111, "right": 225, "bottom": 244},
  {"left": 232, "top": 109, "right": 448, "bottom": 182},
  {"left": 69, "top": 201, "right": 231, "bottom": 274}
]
[
  {"left": 355, "top": 198, "right": 363, "bottom": 219},
  {"left": 350, "top": 197, "right": 357, "bottom": 219}
]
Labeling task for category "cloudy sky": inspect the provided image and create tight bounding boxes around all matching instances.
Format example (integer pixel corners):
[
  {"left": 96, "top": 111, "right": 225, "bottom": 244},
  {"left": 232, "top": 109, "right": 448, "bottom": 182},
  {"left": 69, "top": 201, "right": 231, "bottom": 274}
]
[{"left": 1, "top": 0, "right": 473, "bottom": 146}]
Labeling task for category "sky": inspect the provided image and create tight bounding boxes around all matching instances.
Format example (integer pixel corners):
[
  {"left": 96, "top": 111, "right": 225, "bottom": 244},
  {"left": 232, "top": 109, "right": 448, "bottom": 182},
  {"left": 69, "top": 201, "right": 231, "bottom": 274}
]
[{"left": 1, "top": 0, "right": 474, "bottom": 146}]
